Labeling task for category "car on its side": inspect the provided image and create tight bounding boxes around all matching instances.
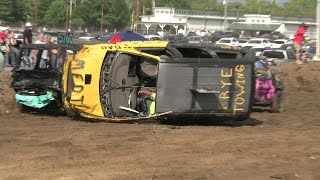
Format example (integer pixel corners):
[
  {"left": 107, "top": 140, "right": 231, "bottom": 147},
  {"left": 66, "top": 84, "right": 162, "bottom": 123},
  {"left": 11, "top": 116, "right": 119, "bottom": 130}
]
[
  {"left": 12, "top": 41, "right": 255, "bottom": 121},
  {"left": 216, "top": 37, "right": 239, "bottom": 46}
]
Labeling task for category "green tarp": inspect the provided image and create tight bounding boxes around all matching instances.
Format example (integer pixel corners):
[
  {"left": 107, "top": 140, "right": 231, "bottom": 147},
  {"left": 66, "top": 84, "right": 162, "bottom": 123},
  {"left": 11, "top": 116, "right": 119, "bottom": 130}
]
[
  {"left": 227, "top": 23, "right": 281, "bottom": 31},
  {"left": 16, "top": 91, "right": 55, "bottom": 108}
]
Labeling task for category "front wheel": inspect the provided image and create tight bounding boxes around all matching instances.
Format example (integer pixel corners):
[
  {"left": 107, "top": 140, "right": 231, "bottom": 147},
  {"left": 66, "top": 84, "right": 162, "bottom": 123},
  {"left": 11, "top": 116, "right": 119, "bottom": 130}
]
[{"left": 65, "top": 107, "right": 79, "bottom": 119}]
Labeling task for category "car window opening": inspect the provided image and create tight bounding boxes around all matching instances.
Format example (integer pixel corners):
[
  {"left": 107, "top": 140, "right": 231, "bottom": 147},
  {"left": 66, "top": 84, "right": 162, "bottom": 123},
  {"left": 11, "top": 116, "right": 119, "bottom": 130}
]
[
  {"left": 100, "top": 53, "right": 159, "bottom": 118},
  {"left": 176, "top": 48, "right": 212, "bottom": 58}
]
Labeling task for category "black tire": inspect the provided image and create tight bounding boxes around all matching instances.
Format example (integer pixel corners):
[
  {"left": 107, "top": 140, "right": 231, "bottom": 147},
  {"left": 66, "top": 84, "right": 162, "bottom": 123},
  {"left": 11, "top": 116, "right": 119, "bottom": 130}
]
[
  {"left": 66, "top": 107, "right": 79, "bottom": 119},
  {"left": 271, "top": 91, "right": 284, "bottom": 113},
  {"left": 18, "top": 104, "right": 33, "bottom": 113},
  {"left": 235, "top": 114, "right": 250, "bottom": 121}
]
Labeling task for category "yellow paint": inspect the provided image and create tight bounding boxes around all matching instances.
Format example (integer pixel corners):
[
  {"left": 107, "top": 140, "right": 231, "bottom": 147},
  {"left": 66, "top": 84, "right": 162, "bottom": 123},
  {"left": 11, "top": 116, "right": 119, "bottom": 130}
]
[
  {"left": 233, "top": 65, "right": 246, "bottom": 113},
  {"left": 219, "top": 91, "right": 230, "bottom": 99},
  {"left": 218, "top": 65, "right": 247, "bottom": 113},
  {"left": 220, "top": 68, "right": 233, "bottom": 77},
  {"left": 62, "top": 41, "right": 168, "bottom": 119}
]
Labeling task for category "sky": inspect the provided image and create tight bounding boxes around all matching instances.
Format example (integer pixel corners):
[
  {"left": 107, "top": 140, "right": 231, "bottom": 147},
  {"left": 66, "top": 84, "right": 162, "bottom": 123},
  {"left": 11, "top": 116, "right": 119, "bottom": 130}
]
[{"left": 218, "top": 0, "right": 289, "bottom": 4}]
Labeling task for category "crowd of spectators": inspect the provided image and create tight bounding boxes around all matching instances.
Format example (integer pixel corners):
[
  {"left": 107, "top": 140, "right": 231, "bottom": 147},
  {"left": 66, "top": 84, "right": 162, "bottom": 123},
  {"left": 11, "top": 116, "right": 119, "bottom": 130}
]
[
  {"left": 0, "top": 28, "right": 19, "bottom": 68},
  {"left": 0, "top": 22, "right": 59, "bottom": 69}
]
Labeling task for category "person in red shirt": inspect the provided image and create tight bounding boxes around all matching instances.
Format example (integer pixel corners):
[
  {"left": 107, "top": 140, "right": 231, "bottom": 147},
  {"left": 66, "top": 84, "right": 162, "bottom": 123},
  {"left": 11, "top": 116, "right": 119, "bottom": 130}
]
[{"left": 294, "top": 23, "right": 307, "bottom": 64}]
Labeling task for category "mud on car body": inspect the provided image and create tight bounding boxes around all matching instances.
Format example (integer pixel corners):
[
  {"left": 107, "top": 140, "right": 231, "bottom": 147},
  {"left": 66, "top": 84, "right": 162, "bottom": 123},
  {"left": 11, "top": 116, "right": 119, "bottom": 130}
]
[
  {"left": 12, "top": 41, "right": 255, "bottom": 121},
  {"left": 63, "top": 41, "right": 255, "bottom": 121}
]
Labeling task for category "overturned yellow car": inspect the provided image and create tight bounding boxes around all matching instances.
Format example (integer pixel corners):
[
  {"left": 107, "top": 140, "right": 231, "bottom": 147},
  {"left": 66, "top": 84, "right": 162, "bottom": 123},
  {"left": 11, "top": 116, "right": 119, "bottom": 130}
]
[{"left": 13, "top": 42, "right": 255, "bottom": 121}]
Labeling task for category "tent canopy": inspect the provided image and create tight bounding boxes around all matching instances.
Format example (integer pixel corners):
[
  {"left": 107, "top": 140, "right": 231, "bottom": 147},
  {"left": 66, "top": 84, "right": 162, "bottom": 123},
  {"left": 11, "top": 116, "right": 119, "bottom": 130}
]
[
  {"left": 100, "top": 30, "right": 147, "bottom": 42},
  {"left": 227, "top": 23, "right": 281, "bottom": 31}
]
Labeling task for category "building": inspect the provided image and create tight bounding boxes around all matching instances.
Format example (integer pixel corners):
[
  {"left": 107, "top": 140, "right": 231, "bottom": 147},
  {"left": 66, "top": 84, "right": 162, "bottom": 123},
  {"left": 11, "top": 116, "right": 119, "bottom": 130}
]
[{"left": 139, "top": 7, "right": 316, "bottom": 39}]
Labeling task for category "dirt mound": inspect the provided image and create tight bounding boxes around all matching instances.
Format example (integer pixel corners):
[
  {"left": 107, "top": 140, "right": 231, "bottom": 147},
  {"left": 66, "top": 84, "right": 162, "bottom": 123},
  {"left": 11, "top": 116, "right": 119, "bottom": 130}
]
[
  {"left": 270, "top": 61, "right": 320, "bottom": 112},
  {"left": 0, "top": 70, "right": 19, "bottom": 115}
]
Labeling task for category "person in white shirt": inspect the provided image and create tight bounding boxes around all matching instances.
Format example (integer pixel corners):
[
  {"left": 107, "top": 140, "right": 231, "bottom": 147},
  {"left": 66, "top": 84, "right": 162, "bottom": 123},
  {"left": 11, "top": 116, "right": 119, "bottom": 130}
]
[{"left": 34, "top": 34, "right": 48, "bottom": 68}]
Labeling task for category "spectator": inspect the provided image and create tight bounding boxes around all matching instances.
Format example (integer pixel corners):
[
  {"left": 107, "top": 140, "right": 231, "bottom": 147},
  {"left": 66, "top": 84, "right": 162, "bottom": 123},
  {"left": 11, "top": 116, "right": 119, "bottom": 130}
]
[
  {"left": 3, "top": 29, "right": 11, "bottom": 67},
  {"left": 0, "top": 32, "right": 6, "bottom": 68},
  {"left": 50, "top": 40, "right": 58, "bottom": 69},
  {"left": 294, "top": 23, "right": 307, "bottom": 64},
  {"left": 46, "top": 35, "right": 52, "bottom": 44},
  {"left": 34, "top": 34, "right": 48, "bottom": 68},
  {"left": 4, "top": 30, "right": 19, "bottom": 67},
  {"left": 23, "top": 22, "right": 33, "bottom": 67}
]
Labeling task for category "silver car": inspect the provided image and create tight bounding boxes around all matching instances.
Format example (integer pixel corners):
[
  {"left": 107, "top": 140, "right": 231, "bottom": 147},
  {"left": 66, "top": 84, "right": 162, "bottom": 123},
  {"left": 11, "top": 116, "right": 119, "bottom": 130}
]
[{"left": 259, "top": 49, "right": 296, "bottom": 65}]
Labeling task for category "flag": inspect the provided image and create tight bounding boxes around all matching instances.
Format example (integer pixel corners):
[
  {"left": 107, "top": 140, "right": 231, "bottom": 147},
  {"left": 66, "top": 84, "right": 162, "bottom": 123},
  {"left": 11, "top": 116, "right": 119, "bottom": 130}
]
[{"left": 108, "top": 32, "right": 121, "bottom": 44}]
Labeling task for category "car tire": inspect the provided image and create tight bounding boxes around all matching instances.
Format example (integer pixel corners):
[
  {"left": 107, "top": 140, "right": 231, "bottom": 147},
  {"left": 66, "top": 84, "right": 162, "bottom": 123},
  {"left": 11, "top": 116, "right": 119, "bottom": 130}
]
[
  {"left": 66, "top": 107, "right": 79, "bottom": 119},
  {"left": 18, "top": 104, "right": 32, "bottom": 113},
  {"left": 235, "top": 114, "right": 250, "bottom": 121}
]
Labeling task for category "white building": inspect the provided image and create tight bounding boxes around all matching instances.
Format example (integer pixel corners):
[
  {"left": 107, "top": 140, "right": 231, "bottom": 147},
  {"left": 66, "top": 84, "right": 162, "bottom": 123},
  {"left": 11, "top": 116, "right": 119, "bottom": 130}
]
[{"left": 139, "top": 7, "right": 316, "bottom": 38}]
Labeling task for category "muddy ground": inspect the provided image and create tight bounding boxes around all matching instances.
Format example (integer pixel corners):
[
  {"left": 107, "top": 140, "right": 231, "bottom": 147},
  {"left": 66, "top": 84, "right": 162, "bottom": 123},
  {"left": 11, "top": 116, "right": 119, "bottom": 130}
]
[{"left": 0, "top": 62, "right": 319, "bottom": 180}]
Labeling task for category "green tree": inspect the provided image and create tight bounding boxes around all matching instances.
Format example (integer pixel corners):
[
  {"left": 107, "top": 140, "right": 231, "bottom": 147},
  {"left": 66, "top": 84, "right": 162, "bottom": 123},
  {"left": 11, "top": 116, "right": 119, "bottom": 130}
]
[
  {"left": 283, "top": 0, "right": 316, "bottom": 18},
  {"left": 0, "top": 0, "right": 29, "bottom": 26},
  {"left": 43, "top": 0, "right": 67, "bottom": 28}
]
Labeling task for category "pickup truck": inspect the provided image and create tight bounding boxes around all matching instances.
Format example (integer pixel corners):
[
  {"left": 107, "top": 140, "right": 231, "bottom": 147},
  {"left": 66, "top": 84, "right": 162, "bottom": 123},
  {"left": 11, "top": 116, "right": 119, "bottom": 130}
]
[{"left": 259, "top": 49, "right": 296, "bottom": 65}]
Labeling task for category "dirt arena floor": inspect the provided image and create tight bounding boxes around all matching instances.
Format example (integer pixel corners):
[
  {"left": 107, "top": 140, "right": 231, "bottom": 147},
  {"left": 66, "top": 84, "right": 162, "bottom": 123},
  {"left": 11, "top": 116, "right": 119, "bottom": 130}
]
[{"left": 0, "top": 62, "right": 320, "bottom": 180}]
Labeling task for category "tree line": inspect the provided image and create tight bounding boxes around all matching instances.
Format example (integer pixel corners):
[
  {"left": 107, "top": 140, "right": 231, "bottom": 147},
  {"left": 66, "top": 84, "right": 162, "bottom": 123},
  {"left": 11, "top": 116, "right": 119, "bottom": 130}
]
[{"left": 0, "top": 0, "right": 316, "bottom": 31}]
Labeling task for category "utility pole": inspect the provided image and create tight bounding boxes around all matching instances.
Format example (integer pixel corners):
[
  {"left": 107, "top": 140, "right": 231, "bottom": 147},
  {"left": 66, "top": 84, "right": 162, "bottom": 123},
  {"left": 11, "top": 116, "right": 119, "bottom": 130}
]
[
  {"left": 34, "top": 0, "right": 38, "bottom": 31},
  {"left": 66, "top": 1, "right": 69, "bottom": 31},
  {"left": 223, "top": 0, "right": 228, "bottom": 31},
  {"left": 100, "top": 0, "right": 104, "bottom": 36},
  {"left": 135, "top": 0, "right": 139, "bottom": 32},
  {"left": 204, "top": 10, "right": 207, "bottom": 31},
  {"left": 69, "top": 0, "right": 72, "bottom": 31},
  {"left": 316, "top": 0, "right": 320, "bottom": 60}
]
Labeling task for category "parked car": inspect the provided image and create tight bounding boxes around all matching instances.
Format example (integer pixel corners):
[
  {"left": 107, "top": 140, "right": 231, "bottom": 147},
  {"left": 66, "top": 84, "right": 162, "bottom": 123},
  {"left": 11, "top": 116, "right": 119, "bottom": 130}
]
[
  {"left": 162, "top": 34, "right": 189, "bottom": 44},
  {"left": 188, "top": 36, "right": 210, "bottom": 44},
  {"left": 249, "top": 47, "right": 269, "bottom": 57},
  {"left": 216, "top": 37, "right": 239, "bottom": 46},
  {"left": 12, "top": 42, "right": 255, "bottom": 121},
  {"left": 242, "top": 38, "right": 272, "bottom": 48},
  {"left": 259, "top": 49, "right": 296, "bottom": 66},
  {"left": 271, "top": 39, "right": 288, "bottom": 48},
  {"left": 144, "top": 34, "right": 162, "bottom": 41},
  {"left": 238, "top": 39, "right": 249, "bottom": 46},
  {"left": 280, "top": 43, "right": 294, "bottom": 51},
  {"left": 13, "top": 33, "right": 24, "bottom": 48}
]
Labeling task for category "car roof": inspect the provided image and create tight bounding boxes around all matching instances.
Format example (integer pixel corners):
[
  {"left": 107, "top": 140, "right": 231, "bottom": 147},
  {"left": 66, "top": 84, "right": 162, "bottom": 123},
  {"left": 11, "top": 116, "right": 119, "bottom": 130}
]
[
  {"left": 262, "top": 49, "right": 285, "bottom": 52},
  {"left": 274, "top": 39, "right": 287, "bottom": 41},
  {"left": 219, "top": 37, "right": 236, "bottom": 40},
  {"left": 250, "top": 38, "right": 269, "bottom": 40}
]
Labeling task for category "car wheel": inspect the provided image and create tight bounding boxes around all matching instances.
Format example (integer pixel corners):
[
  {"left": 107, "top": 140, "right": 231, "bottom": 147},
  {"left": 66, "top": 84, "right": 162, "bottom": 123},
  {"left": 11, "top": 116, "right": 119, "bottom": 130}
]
[
  {"left": 18, "top": 104, "right": 32, "bottom": 113},
  {"left": 66, "top": 107, "right": 79, "bottom": 119},
  {"left": 235, "top": 114, "right": 250, "bottom": 121}
]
